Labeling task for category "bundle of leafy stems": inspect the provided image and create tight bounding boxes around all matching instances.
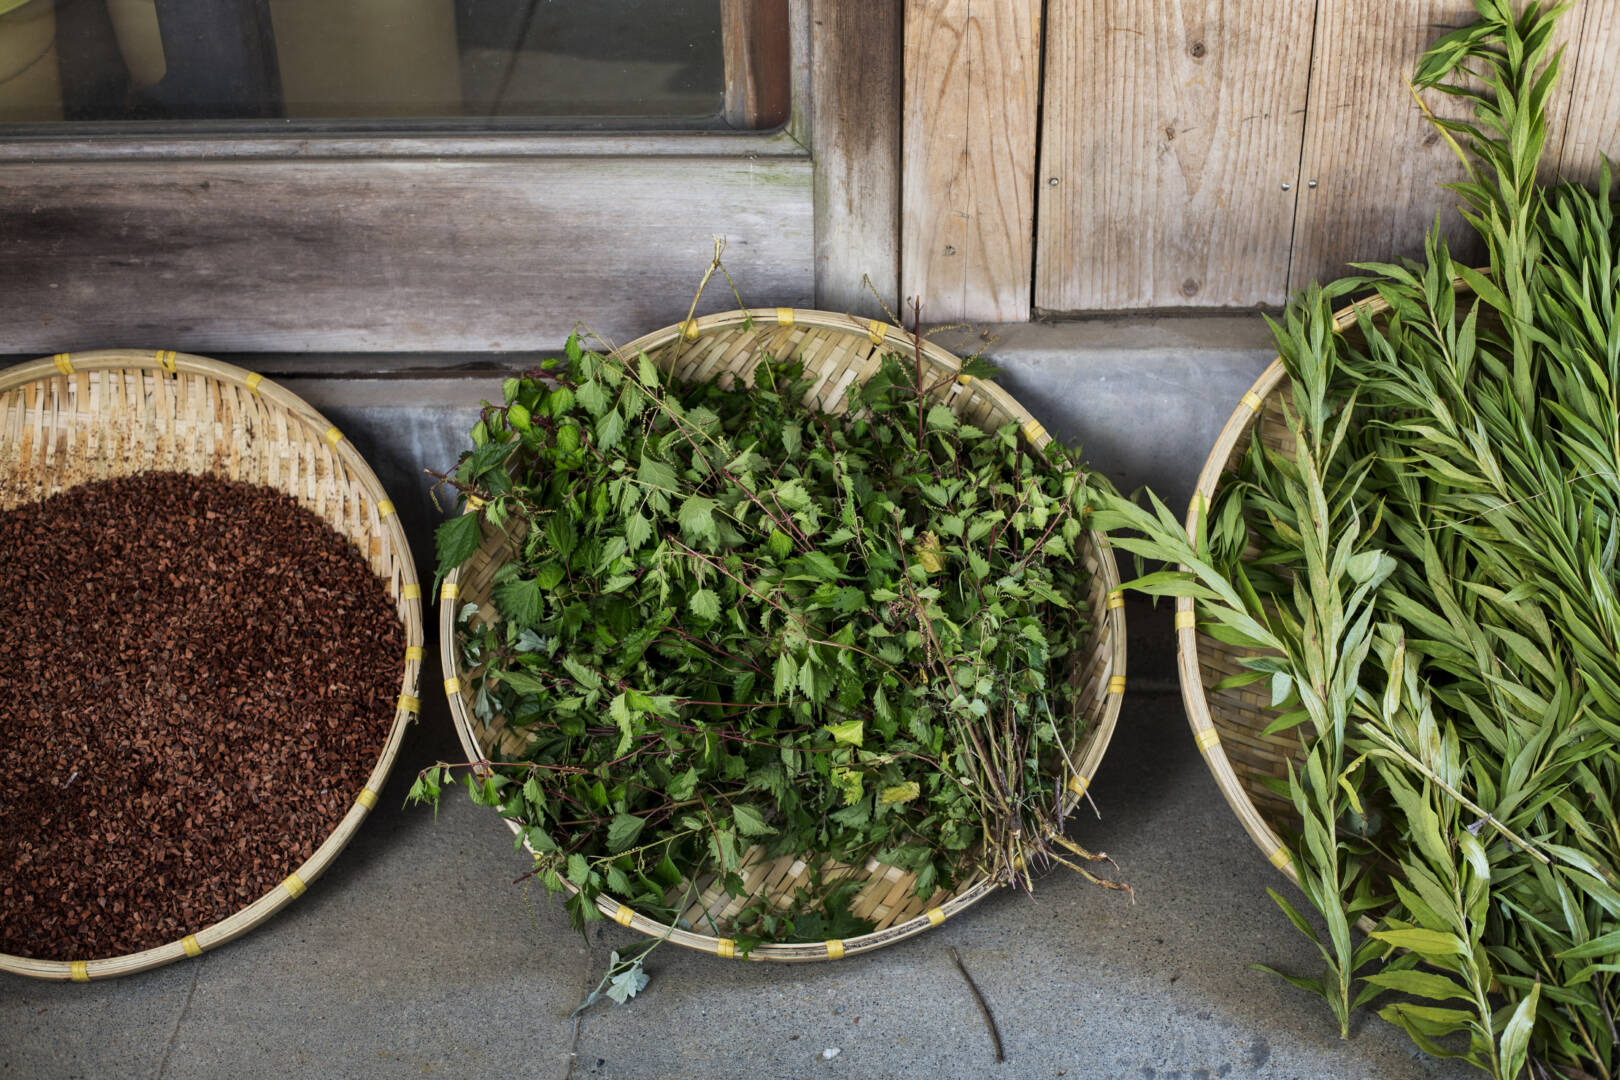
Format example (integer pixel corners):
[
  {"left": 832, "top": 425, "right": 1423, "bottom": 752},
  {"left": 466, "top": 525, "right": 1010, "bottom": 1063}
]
[
  {"left": 415, "top": 311, "right": 1125, "bottom": 956},
  {"left": 1099, "top": 3, "right": 1618, "bottom": 1077}
]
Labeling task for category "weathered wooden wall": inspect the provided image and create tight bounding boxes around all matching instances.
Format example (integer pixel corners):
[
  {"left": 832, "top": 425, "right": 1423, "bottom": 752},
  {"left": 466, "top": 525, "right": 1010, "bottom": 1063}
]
[
  {"left": 0, "top": 154, "right": 814, "bottom": 353},
  {"left": 0, "top": 0, "right": 1615, "bottom": 344},
  {"left": 915, "top": 0, "right": 1620, "bottom": 320},
  {"left": 1035, "top": 0, "right": 1314, "bottom": 310},
  {"left": 901, "top": 0, "right": 1042, "bottom": 322}
]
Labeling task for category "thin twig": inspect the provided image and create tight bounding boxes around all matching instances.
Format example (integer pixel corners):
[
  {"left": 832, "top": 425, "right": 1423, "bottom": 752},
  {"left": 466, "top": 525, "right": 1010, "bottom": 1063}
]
[
  {"left": 950, "top": 946, "right": 1005, "bottom": 1064},
  {"left": 1359, "top": 725, "right": 1552, "bottom": 865},
  {"left": 1421, "top": 470, "right": 1618, "bottom": 531}
]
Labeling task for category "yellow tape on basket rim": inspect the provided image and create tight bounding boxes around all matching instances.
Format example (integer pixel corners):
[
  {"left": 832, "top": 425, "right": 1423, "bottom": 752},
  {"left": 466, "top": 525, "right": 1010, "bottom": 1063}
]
[
  {"left": 245, "top": 372, "right": 263, "bottom": 394},
  {"left": 53, "top": 353, "right": 74, "bottom": 375},
  {"left": 614, "top": 904, "right": 634, "bottom": 927},
  {"left": 1174, "top": 609, "right": 1197, "bottom": 630},
  {"left": 377, "top": 500, "right": 397, "bottom": 518},
  {"left": 867, "top": 319, "right": 886, "bottom": 345},
  {"left": 926, "top": 907, "right": 946, "bottom": 927},
  {"left": 283, "top": 872, "right": 307, "bottom": 899},
  {"left": 1268, "top": 846, "right": 1293, "bottom": 870},
  {"left": 681, "top": 319, "right": 701, "bottom": 341},
  {"left": 156, "top": 349, "right": 177, "bottom": 373},
  {"left": 441, "top": 582, "right": 460, "bottom": 602},
  {"left": 1194, "top": 727, "right": 1221, "bottom": 753},
  {"left": 1022, "top": 419, "right": 1047, "bottom": 444},
  {"left": 398, "top": 694, "right": 420, "bottom": 714},
  {"left": 1068, "top": 773, "right": 1090, "bottom": 797},
  {"left": 1106, "top": 590, "right": 1125, "bottom": 610},
  {"left": 716, "top": 938, "right": 736, "bottom": 959},
  {"left": 1240, "top": 390, "right": 1265, "bottom": 413},
  {"left": 956, "top": 372, "right": 974, "bottom": 386},
  {"left": 323, "top": 425, "right": 343, "bottom": 449},
  {"left": 356, "top": 788, "right": 379, "bottom": 811},
  {"left": 69, "top": 961, "right": 89, "bottom": 982},
  {"left": 181, "top": 934, "right": 202, "bottom": 958},
  {"left": 443, "top": 676, "right": 462, "bottom": 696},
  {"left": 825, "top": 939, "right": 845, "bottom": 960},
  {"left": 1108, "top": 675, "right": 1126, "bottom": 695},
  {"left": 776, "top": 307, "right": 794, "bottom": 327},
  {"left": 405, "top": 645, "right": 424, "bottom": 663},
  {"left": 402, "top": 583, "right": 421, "bottom": 601}
]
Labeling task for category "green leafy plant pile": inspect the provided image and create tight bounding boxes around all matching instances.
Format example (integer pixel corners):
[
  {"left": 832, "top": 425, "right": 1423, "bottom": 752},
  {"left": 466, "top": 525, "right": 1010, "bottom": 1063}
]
[
  {"left": 1099, "top": 4, "right": 1619, "bottom": 1077},
  {"left": 421, "top": 329, "right": 1120, "bottom": 949}
]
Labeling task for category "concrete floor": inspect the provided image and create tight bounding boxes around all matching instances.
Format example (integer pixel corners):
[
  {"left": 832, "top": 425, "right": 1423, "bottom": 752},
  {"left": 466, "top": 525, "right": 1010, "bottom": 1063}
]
[{"left": 0, "top": 333, "right": 1476, "bottom": 1079}]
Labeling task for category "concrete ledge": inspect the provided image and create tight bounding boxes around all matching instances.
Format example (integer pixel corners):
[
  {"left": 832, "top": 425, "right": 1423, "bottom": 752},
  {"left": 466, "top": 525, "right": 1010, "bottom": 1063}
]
[{"left": 929, "top": 317, "right": 1278, "bottom": 512}]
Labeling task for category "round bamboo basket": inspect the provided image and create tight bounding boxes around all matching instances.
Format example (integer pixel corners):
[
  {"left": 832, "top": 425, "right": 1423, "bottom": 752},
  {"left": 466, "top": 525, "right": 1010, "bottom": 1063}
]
[
  {"left": 0, "top": 348, "right": 424, "bottom": 981},
  {"left": 1176, "top": 292, "right": 1399, "bottom": 889},
  {"left": 441, "top": 307, "right": 1128, "bottom": 962}
]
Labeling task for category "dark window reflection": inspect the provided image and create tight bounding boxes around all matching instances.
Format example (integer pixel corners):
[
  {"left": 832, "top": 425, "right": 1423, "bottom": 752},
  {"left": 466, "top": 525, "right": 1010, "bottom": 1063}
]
[{"left": 0, "top": 0, "right": 738, "bottom": 125}]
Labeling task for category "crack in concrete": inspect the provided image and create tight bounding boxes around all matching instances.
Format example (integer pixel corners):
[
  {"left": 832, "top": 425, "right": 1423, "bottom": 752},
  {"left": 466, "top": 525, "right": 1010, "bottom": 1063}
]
[{"left": 153, "top": 960, "right": 202, "bottom": 1080}]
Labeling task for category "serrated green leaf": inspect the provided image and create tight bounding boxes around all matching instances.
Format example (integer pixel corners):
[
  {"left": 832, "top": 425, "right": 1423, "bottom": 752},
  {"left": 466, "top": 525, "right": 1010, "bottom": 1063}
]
[
  {"left": 624, "top": 512, "right": 652, "bottom": 552},
  {"left": 732, "top": 803, "right": 776, "bottom": 837},
  {"left": 824, "top": 719, "right": 863, "bottom": 747},
  {"left": 678, "top": 495, "right": 717, "bottom": 544},
  {"left": 607, "top": 813, "right": 646, "bottom": 853},
  {"left": 494, "top": 575, "right": 546, "bottom": 626},
  {"left": 689, "top": 588, "right": 720, "bottom": 622},
  {"left": 434, "top": 512, "right": 483, "bottom": 577}
]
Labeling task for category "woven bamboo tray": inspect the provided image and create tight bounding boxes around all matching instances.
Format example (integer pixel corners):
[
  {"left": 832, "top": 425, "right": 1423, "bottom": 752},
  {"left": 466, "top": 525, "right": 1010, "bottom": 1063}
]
[
  {"left": 441, "top": 307, "right": 1128, "bottom": 962},
  {"left": 0, "top": 348, "right": 424, "bottom": 981},
  {"left": 1176, "top": 292, "right": 1400, "bottom": 887}
]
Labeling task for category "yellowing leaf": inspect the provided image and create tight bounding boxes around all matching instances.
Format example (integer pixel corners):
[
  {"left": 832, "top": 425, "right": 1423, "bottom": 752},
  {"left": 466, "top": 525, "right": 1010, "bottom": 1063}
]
[
  {"left": 825, "top": 720, "right": 864, "bottom": 747},
  {"left": 914, "top": 531, "right": 945, "bottom": 573},
  {"left": 879, "top": 782, "right": 920, "bottom": 805}
]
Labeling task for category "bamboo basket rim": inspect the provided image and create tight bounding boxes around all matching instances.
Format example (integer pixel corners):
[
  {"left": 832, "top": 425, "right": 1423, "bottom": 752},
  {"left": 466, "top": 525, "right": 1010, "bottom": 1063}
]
[
  {"left": 0, "top": 348, "right": 424, "bottom": 982},
  {"left": 440, "top": 306, "right": 1128, "bottom": 961},
  {"left": 1176, "top": 288, "right": 1432, "bottom": 898}
]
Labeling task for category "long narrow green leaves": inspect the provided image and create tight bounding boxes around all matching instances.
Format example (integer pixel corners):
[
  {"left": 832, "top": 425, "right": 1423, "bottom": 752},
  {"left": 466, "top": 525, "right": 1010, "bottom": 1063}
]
[{"left": 1108, "top": 2, "right": 1619, "bottom": 1076}]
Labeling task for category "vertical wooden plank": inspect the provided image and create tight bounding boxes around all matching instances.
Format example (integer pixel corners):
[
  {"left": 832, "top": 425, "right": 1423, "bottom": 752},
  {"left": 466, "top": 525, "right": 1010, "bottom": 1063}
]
[
  {"left": 901, "top": 0, "right": 1041, "bottom": 322},
  {"left": 1551, "top": 0, "right": 1620, "bottom": 188},
  {"left": 1288, "top": 2, "right": 1491, "bottom": 292},
  {"left": 1290, "top": 1, "right": 1605, "bottom": 291},
  {"left": 722, "top": 0, "right": 793, "bottom": 129},
  {"left": 811, "top": 0, "right": 903, "bottom": 316},
  {"left": 1035, "top": 0, "right": 1316, "bottom": 312}
]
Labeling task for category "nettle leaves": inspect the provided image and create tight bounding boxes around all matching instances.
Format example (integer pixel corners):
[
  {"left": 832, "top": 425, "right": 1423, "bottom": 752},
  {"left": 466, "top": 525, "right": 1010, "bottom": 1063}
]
[{"left": 425, "top": 331, "right": 1102, "bottom": 947}]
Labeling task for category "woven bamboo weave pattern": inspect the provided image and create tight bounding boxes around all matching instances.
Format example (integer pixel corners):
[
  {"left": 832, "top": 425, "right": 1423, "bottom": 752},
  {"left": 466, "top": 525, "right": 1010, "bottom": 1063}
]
[
  {"left": 0, "top": 349, "right": 423, "bottom": 982},
  {"left": 1176, "top": 293, "right": 1405, "bottom": 892},
  {"left": 441, "top": 309, "right": 1127, "bottom": 962}
]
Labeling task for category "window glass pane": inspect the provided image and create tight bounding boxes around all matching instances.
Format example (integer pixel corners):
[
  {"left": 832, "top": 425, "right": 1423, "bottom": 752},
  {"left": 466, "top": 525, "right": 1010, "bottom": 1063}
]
[{"left": 0, "top": 0, "right": 785, "bottom": 127}]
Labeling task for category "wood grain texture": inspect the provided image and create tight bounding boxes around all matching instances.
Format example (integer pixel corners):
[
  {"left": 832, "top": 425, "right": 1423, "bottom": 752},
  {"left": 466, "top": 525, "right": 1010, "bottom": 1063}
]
[
  {"left": 1550, "top": 0, "right": 1620, "bottom": 188},
  {"left": 901, "top": 0, "right": 1041, "bottom": 322},
  {"left": 1286, "top": 2, "right": 1492, "bottom": 292},
  {"left": 811, "top": 0, "right": 903, "bottom": 316},
  {"left": 0, "top": 157, "right": 812, "bottom": 354},
  {"left": 1036, "top": 0, "right": 1316, "bottom": 311},
  {"left": 722, "top": 0, "right": 793, "bottom": 129}
]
